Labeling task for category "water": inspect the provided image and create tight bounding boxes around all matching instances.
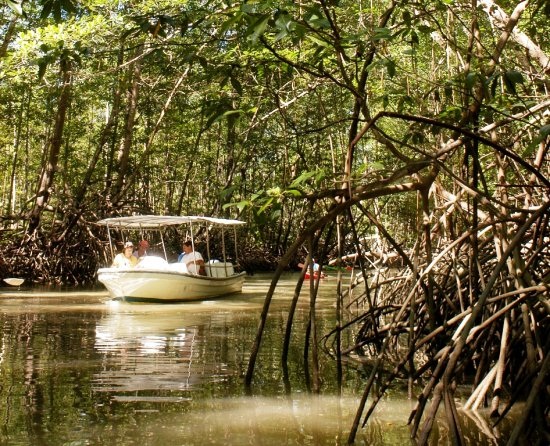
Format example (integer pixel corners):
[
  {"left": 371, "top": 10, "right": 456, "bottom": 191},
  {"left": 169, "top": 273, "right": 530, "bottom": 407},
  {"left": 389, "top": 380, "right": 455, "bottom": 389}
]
[{"left": 0, "top": 273, "right": 517, "bottom": 445}]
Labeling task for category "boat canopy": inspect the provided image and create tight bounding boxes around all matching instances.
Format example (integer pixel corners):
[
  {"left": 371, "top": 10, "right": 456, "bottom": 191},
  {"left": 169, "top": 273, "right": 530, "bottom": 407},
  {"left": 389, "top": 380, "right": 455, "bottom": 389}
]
[{"left": 96, "top": 215, "right": 245, "bottom": 230}]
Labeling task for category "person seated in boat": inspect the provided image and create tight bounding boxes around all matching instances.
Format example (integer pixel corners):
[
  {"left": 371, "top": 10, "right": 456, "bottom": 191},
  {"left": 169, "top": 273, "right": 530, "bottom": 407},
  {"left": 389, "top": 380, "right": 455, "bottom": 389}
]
[
  {"left": 178, "top": 240, "right": 206, "bottom": 275},
  {"left": 301, "top": 258, "right": 326, "bottom": 279},
  {"left": 133, "top": 239, "right": 149, "bottom": 260},
  {"left": 112, "top": 241, "right": 138, "bottom": 268}
]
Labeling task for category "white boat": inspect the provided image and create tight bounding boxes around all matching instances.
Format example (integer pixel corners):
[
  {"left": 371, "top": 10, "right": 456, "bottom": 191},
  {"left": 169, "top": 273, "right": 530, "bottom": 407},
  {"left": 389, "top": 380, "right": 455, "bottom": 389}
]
[
  {"left": 96, "top": 215, "right": 246, "bottom": 302},
  {"left": 3, "top": 278, "right": 24, "bottom": 287}
]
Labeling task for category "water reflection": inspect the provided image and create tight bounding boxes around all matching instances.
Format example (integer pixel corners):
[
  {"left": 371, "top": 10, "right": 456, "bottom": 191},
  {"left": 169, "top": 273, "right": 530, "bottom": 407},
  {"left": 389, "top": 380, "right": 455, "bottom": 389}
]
[
  {"left": 94, "top": 307, "right": 206, "bottom": 394},
  {"left": 0, "top": 275, "right": 521, "bottom": 445}
]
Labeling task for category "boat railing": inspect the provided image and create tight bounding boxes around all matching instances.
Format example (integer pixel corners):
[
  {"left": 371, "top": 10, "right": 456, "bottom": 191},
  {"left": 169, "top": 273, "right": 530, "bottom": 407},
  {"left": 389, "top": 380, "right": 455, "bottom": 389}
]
[{"left": 128, "top": 255, "right": 236, "bottom": 278}]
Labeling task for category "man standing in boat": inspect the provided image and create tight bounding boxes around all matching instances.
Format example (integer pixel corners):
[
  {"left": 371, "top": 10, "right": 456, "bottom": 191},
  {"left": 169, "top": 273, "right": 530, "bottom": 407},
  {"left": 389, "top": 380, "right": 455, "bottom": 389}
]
[{"left": 178, "top": 240, "right": 206, "bottom": 275}]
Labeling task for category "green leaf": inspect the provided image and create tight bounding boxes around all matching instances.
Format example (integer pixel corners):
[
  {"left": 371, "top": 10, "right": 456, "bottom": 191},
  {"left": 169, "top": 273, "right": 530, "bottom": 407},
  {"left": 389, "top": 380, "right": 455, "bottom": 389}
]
[
  {"left": 223, "top": 200, "right": 250, "bottom": 212},
  {"left": 220, "top": 185, "right": 237, "bottom": 199},
  {"left": 221, "top": 109, "right": 245, "bottom": 118},
  {"left": 290, "top": 170, "right": 317, "bottom": 187},
  {"left": 503, "top": 70, "right": 524, "bottom": 95},
  {"left": 40, "top": 0, "right": 77, "bottom": 21},
  {"left": 417, "top": 25, "right": 434, "bottom": 34},
  {"left": 402, "top": 10, "right": 412, "bottom": 26},
  {"left": 306, "top": 34, "right": 330, "bottom": 48},
  {"left": 373, "top": 27, "right": 392, "bottom": 41},
  {"left": 285, "top": 189, "right": 302, "bottom": 197},
  {"left": 488, "top": 73, "right": 498, "bottom": 98},
  {"left": 438, "top": 105, "right": 462, "bottom": 122},
  {"left": 411, "top": 131, "right": 425, "bottom": 144},
  {"left": 220, "top": 11, "right": 243, "bottom": 36},
  {"left": 266, "top": 187, "right": 282, "bottom": 197},
  {"left": 241, "top": 3, "right": 259, "bottom": 14},
  {"left": 258, "top": 197, "right": 274, "bottom": 214},
  {"left": 179, "top": 15, "right": 189, "bottom": 36},
  {"left": 397, "top": 95, "right": 414, "bottom": 112},
  {"left": 38, "top": 61, "right": 48, "bottom": 80},
  {"left": 385, "top": 59, "right": 396, "bottom": 77},
  {"left": 291, "top": 22, "right": 307, "bottom": 41},
  {"left": 505, "top": 70, "right": 524, "bottom": 84},
  {"left": 204, "top": 102, "right": 231, "bottom": 128},
  {"left": 195, "top": 56, "right": 208, "bottom": 69},
  {"left": 465, "top": 72, "right": 477, "bottom": 90},
  {"left": 370, "top": 161, "right": 385, "bottom": 171},
  {"left": 247, "top": 14, "right": 269, "bottom": 43},
  {"left": 40, "top": 0, "right": 52, "bottom": 19},
  {"left": 251, "top": 191, "right": 265, "bottom": 201},
  {"left": 230, "top": 76, "right": 243, "bottom": 95},
  {"left": 304, "top": 7, "right": 330, "bottom": 28},
  {"left": 274, "top": 12, "right": 293, "bottom": 41},
  {"left": 219, "top": 74, "right": 229, "bottom": 89},
  {"left": 540, "top": 124, "right": 550, "bottom": 138},
  {"left": 271, "top": 209, "right": 282, "bottom": 220}
]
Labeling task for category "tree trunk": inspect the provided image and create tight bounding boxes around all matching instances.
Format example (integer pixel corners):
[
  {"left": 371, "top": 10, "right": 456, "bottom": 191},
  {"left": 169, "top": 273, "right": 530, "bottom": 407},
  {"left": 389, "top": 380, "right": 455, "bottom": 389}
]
[
  {"left": 0, "top": 17, "right": 17, "bottom": 58},
  {"left": 27, "top": 59, "right": 72, "bottom": 234},
  {"left": 54, "top": 50, "right": 125, "bottom": 244},
  {"left": 111, "top": 43, "right": 144, "bottom": 205}
]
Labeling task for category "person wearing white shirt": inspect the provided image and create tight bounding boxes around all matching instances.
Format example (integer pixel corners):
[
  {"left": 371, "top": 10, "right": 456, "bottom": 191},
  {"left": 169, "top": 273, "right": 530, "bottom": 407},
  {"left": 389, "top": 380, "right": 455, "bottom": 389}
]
[
  {"left": 112, "top": 241, "right": 138, "bottom": 268},
  {"left": 177, "top": 240, "right": 205, "bottom": 275}
]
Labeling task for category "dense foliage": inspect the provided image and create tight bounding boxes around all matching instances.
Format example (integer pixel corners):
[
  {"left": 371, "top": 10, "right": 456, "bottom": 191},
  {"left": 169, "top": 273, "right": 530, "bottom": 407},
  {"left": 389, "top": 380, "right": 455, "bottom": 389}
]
[{"left": 0, "top": 0, "right": 548, "bottom": 444}]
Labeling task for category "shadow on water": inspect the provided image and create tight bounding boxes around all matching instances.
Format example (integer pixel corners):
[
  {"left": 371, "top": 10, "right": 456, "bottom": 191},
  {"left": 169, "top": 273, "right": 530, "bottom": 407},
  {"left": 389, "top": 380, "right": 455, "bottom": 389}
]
[{"left": 0, "top": 273, "right": 521, "bottom": 445}]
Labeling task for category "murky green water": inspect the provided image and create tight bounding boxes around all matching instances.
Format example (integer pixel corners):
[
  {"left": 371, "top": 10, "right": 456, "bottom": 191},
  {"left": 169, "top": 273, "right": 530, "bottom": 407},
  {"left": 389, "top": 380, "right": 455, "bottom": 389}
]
[{"left": 0, "top": 273, "right": 517, "bottom": 445}]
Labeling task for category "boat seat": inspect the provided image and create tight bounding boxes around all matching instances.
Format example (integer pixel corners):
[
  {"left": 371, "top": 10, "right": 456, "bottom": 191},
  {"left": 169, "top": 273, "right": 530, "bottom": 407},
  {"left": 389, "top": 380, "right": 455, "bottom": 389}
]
[{"left": 205, "top": 261, "right": 234, "bottom": 278}]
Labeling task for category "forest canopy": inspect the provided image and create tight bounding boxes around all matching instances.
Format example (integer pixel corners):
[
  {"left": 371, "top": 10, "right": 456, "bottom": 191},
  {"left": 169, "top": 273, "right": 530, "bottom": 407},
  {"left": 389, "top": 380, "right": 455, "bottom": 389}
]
[{"left": 0, "top": 0, "right": 547, "bottom": 282}]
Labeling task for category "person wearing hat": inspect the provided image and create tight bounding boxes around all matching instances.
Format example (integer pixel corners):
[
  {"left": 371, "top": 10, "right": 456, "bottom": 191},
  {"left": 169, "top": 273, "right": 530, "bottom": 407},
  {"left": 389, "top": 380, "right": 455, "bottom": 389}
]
[
  {"left": 133, "top": 239, "right": 149, "bottom": 260},
  {"left": 112, "top": 241, "right": 138, "bottom": 268}
]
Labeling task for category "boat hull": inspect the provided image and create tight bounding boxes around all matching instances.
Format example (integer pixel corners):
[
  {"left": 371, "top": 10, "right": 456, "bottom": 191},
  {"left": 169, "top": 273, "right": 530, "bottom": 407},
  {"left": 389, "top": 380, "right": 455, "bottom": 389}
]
[{"left": 97, "top": 268, "right": 246, "bottom": 302}]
